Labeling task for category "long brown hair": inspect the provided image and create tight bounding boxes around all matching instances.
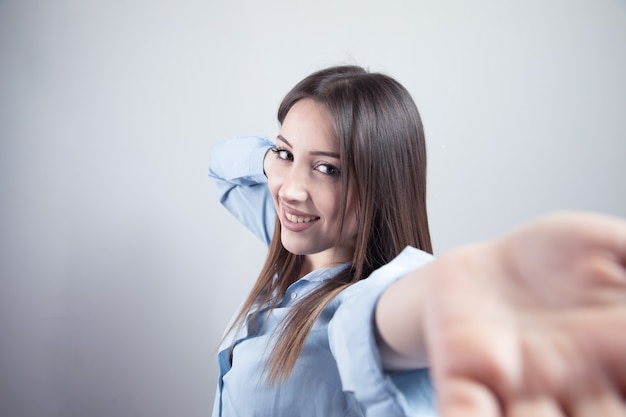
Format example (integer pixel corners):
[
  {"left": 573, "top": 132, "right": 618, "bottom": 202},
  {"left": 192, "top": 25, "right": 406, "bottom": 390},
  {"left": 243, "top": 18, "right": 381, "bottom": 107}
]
[{"left": 225, "top": 65, "right": 432, "bottom": 382}]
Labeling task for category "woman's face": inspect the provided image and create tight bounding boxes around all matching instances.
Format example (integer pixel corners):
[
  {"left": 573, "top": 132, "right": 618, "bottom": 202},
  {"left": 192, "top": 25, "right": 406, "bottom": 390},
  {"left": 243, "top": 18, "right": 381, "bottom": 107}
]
[{"left": 266, "top": 98, "right": 358, "bottom": 271}]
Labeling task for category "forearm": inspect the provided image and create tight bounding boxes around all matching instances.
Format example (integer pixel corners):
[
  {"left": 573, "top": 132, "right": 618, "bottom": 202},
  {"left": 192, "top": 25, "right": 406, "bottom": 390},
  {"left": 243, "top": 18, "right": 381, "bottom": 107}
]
[
  {"left": 375, "top": 244, "right": 490, "bottom": 371},
  {"left": 208, "top": 135, "right": 274, "bottom": 187},
  {"left": 374, "top": 260, "right": 435, "bottom": 370},
  {"left": 208, "top": 135, "right": 276, "bottom": 245}
]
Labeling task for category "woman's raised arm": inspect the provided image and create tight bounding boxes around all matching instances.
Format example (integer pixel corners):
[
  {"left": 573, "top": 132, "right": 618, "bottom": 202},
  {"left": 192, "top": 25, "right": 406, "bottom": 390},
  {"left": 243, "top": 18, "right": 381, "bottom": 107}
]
[{"left": 208, "top": 136, "right": 276, "bottom": 245}]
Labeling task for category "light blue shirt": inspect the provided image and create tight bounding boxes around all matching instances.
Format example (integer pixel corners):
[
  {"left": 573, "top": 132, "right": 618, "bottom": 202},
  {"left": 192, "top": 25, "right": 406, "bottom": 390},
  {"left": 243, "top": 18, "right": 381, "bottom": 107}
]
[{"left": 208, "top": 136, "right": 438, "bottom": 417}]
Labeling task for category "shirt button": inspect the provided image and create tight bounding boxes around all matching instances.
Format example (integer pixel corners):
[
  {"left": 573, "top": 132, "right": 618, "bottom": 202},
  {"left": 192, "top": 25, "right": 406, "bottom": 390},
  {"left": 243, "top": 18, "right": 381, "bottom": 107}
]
[{"left": 290, "top": 292, "right": 297, "bottom": 300}]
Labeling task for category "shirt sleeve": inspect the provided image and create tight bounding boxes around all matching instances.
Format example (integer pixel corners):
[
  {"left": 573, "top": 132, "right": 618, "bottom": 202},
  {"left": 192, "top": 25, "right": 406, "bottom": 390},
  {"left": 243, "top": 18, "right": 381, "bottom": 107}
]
[
  {"left": 208, "top": 135, "right": 276, "bottom": 246},
  {"left": 328, "top": 246, "right": 439, "bottom": 417}
]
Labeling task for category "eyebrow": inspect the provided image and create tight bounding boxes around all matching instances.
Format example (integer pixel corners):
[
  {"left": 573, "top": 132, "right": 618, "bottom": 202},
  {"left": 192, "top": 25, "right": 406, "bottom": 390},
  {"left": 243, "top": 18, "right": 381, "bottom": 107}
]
[{"left": 277, "top": 135, "right": 340, "bottom": 159}]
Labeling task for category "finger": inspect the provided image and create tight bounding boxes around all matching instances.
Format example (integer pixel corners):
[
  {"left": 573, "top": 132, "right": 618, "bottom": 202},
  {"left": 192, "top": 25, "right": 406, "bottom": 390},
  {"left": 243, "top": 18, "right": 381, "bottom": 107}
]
[
  {"left": 549, "top": 212, "right": 626, "bottom": 260},
  {"left": 583, "top": 255, "right": 626, "bottom": 296},
  {"left": 567, "top": 309, "right": 626, "bottom": 394},
  {"left": 507, "top": 396, "right": 566, "bottom": 417},
  {"left": 566, "top": 387, "right": 626, "bottom": 417},
  {"left": 506, "top": 212, "right": 626, "bottom": 271},
  {"left": 437, "top": 378, "right": 500, "bottom": 417}
]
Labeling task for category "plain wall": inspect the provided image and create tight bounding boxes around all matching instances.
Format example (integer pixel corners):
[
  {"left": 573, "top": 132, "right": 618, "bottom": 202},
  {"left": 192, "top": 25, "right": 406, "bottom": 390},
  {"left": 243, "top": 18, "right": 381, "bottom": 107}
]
[{"left": 1, "top": 1, "right": 625, "bottom": 416}]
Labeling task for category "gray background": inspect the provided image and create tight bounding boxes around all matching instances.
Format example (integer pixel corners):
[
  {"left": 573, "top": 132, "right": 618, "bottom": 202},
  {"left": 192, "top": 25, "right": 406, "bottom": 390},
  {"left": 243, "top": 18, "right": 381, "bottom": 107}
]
[{"left": 1, "top": 1, "right": 625, "bottom": 416}]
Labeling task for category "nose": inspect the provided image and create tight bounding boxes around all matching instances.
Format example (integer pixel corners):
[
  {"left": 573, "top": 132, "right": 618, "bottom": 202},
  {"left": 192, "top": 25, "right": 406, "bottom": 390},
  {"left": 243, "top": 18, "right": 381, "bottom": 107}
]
[{"left": 278, "top": 165, "right": 309, "bottom": 203}]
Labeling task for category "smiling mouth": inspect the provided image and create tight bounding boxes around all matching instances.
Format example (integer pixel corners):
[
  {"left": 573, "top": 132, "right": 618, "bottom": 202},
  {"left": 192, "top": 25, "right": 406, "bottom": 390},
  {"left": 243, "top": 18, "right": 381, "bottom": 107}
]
[{"left": 285, "top": 212, "right": 320, "bottom": 224}]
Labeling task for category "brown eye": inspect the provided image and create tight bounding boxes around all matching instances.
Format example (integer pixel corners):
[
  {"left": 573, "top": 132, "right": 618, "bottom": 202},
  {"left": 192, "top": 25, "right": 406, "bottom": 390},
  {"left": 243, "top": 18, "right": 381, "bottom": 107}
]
[{"left": 316, "top": 163, "right": 341, "bottom": 177}]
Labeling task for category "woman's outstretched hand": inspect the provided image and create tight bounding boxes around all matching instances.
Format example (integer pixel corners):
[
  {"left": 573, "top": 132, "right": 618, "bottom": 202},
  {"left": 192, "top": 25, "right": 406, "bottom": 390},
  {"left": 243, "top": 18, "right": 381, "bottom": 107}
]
[{"left": 425, "top": 212, "right": 626, "bottom": 417}]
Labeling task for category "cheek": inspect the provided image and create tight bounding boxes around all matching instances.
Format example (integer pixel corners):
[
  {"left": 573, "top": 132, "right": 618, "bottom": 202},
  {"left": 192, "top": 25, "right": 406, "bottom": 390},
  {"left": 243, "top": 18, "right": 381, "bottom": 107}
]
[
  {"left": 343, "top": 206, "right": 358, "bottom": 234},
  {"left": 343, "top": 194, "right": 359, "bottom": 234},
  {"left": 322, "top": 188, "right": 344, "bottom": 220}
]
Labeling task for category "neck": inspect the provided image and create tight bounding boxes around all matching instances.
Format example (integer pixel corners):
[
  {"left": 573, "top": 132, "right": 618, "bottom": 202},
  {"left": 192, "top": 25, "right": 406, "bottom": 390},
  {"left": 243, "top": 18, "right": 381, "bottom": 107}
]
[{"left": 302, "top": 250, "right": 352, "bottom": 277}]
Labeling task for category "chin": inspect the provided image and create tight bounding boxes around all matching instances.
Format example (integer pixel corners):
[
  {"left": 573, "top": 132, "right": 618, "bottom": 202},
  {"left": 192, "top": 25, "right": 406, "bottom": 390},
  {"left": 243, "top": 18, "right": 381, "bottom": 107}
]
[
  {"left": 280, "top": 238, "right": 320, "bottom": 256},
  {"left": 281, "top": 244, "right": 315, "bottom": 256}
]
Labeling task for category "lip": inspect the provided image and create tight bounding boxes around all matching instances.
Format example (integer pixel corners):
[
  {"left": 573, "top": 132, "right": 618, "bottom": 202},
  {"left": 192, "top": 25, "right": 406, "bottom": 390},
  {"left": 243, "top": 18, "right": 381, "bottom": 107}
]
[{"left": 280, "top": 205, "right": 320, "bottom": 232}]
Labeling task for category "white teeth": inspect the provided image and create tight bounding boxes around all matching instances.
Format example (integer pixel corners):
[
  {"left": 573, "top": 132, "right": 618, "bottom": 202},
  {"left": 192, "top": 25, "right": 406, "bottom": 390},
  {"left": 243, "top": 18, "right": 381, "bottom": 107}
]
[{"left": 285, "top": 212, "right": 315, "bottom": 223}]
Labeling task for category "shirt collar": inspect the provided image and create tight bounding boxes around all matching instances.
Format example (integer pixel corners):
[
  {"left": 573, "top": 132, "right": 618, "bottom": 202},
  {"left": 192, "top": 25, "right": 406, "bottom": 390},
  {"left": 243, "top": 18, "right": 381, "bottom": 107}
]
[{"left": 298, "top": 262, "right": 351, "bottom": 283}]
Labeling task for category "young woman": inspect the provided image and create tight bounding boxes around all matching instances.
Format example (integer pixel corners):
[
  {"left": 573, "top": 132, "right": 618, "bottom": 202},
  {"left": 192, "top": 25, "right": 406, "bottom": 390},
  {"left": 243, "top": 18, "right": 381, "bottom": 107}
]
[{"left": 209, "top": 65, "right": 626, "bottom": 417}]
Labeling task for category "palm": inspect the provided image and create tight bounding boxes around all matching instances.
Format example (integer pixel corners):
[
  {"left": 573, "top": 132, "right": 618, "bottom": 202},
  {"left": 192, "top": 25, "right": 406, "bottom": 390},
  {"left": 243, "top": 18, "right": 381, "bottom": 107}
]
[{"left": 425, "top": 213, "right": 626, "bottom": 416}]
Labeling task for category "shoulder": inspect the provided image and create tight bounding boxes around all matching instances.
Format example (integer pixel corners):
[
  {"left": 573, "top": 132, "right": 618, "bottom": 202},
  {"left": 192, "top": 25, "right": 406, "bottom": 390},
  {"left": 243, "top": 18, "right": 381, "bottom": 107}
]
[
  {"left": 338, "top": 246, "right": 434, "bottom": 302},
  {"left": 327, "top": 247, "right": 437, "bottom": 415}
]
